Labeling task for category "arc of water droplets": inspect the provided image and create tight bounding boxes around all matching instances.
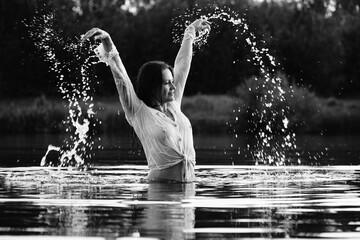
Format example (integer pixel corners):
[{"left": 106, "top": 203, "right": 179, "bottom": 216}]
[
  {"left": 27, "top": 12, "right": 100, "bottom": 168},
  {"left": 175, "top": 7, "right": 299, "bottom": 166}
]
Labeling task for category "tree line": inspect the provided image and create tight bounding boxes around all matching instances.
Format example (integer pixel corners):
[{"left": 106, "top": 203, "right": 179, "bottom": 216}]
[{"left": 1, "top": 0, "right": 359, "bottom": 99}]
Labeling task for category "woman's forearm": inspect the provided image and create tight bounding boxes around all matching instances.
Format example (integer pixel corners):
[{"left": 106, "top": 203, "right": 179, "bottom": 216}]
[
  {"left": 174, "top": 26, "right": 195, "bottom": 70},
  {"left": 95, "top": 43, "right": 141, "bottom": 118},
  {"left": 173, "top": 26, "right": 196, "bottom": 102},
  {"left": 82, "top": 28, "right": 141, "bottom": 118}
]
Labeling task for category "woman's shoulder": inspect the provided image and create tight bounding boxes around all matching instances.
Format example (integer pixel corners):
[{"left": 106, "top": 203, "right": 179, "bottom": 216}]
[
  {"left": 129, "top": 101, "right": 147, "bottom": 123},
  {"left": 132, "top": 102, "right": 163, "bottom": 122},
  {"left": 168, "top": 101, "right": 181, "bottom": 111}
]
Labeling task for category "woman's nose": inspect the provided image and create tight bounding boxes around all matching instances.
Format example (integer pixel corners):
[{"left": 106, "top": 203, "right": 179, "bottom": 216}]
[{"left": 170, "top": 82, "right": 176, "bottom": 90}]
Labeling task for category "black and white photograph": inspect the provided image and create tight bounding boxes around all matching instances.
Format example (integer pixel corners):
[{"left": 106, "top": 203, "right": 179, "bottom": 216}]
[{"left": 0, "top": 0, "right": 360, "bottom": 239}]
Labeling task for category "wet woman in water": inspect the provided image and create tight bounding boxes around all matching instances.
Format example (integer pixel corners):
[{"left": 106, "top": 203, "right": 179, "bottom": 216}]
[{"left": 82, "top": 19, "right": 211, "bottom": 182}]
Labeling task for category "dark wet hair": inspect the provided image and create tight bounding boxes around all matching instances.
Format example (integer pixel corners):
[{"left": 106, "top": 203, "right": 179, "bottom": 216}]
[
  {"left": 136, "top": 60, "right": 174, "bottom": 108},
  {"left": 132, "top": 61, "right": 174, "bottom": 151}
]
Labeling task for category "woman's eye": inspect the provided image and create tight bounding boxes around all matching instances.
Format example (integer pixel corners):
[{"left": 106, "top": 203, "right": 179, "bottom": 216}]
[{"left": 164, "top": 80, "right": 174, "bottom": 85}]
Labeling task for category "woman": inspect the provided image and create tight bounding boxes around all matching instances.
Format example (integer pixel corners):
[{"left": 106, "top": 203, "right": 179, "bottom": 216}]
[{"left": 82, "top": 19, "right": 211, "bottom": 182}]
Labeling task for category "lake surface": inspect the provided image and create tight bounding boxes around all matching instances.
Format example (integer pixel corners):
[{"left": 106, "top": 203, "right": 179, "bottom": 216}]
[{"left": 0, "top": 134, "right": 359, "bottom": 239}]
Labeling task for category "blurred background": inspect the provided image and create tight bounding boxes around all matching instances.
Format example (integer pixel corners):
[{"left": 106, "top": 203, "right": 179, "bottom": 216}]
[{"left": 0, "top": 0, "right": 360, "bottom": 135}]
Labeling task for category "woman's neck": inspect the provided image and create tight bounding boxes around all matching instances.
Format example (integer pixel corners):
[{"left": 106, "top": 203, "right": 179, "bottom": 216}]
[{"left": 153, "top": 103, "right": 167, "bottom": 113}]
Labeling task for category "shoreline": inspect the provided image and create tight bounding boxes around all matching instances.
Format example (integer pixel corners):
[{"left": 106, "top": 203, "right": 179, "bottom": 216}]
[{"left": 1, "top": 94, "right": 359, "bottom": 135}]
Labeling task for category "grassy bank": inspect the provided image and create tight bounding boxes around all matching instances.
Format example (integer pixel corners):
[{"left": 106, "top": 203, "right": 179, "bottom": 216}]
[{"left": 1, "top": 93, "right": 360, "bottom": 135}]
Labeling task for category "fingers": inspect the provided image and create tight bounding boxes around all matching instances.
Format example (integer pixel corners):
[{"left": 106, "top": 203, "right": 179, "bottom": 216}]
[
  {"left": 201, "top": 20, "right": 211, "bottom": 31},
  {"left": 191, "top": 19, "right": 211, "bottom": 32},
  {"left": 81, "top": 28, "right": 99, "bottom": 42},
  {"left": 81, "top": 28, "right": 108, "bottom": 43},
  {"left": 197, "top": 20, "right": 211, "bottom": 34},
  {"left": 201, "top": 20, "right": 212, "bottom": 26}
]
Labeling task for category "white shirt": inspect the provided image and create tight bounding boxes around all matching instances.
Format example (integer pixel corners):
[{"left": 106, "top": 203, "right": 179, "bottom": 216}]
[
  {"left": 95, "top": 27, "right": 196, "bottom": 181},
  {"left": 128, "top": 101, "right": 195, "bottom": 179}
]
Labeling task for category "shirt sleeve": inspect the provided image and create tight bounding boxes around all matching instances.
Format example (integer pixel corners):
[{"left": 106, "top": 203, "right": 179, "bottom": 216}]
[
  {"left": 173, "top": 25, "right": 195, "bottom": 105},
  {"left": 95, "top": 43, "right": 142, "bottom": 124}
]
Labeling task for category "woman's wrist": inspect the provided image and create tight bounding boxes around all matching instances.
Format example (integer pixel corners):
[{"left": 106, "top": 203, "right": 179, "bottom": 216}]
[
  {"left": 183, "top": 25, "right": 196, "bottom": 42},
  {"left": 94, "top": 43, "right": 119, "bottom": 66}
]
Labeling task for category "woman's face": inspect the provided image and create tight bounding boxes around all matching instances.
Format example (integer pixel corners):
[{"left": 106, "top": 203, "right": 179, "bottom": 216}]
[{"left": 160, "top": 69, "right": 176, "bottom": 104}]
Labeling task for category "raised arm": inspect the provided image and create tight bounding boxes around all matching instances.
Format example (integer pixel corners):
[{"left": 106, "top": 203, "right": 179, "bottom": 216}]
[
  {"left": 173, "top": 19, "right": 211, "bottom": 104},
  {"left": 82, "top": 28, "right": 141, "bottom": 122}
]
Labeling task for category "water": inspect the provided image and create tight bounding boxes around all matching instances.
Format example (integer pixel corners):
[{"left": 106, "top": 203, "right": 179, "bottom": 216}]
[
  {"left": 26, "top": 11, "right": 101, "bottom": 168},
  {"left": 10, "top": 6, "right": 359, "bottom": 239},
  {"left": 26, "top": 7, "right": 297, "bottom": 169},
  {"left": 172, "top": 7, "right": 298, "bottom": 166},
  {"left": 0, "top": 134, "right": 359, "bottom": 239}
]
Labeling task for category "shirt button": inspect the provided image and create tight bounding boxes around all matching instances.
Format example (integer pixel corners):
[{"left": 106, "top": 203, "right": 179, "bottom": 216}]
[{"left": 179, "top": 137, "right": 182, "bottom": 141}]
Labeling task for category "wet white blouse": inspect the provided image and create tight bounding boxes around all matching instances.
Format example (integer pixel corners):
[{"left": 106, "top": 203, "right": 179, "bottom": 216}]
[
  {"left": 95, "top": 26, "right": 196, "bottom": 181},
  {"left": 116, "top": 80, "right": 196, "bottom": 181},
  {"left": 129, "top": 101, "right": 196, "bottom": 175}
]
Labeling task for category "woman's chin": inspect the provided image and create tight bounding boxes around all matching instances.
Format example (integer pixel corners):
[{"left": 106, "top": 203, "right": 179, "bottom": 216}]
[{"left": 164, "top": 95, "right": 175, "bottom": 103}]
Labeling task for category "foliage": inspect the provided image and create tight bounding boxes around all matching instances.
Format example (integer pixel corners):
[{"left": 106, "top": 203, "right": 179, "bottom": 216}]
[
  {"left": 0, "top": 95, "right": 66, "bottom": 133},
  {"left": 234, "top": 71, "right": 360, "bottom": 135},
  {"left": 1, "top": 0, "right": 360, "bottom": 98},
  {"left": 251, "top": 0, "right": 360, "bottom": 97},
  {"left": 182, "top": 94, "right": 235, "bottom": 134},
  {"left": 1, "top": 93, "right": 360, "bottom": 135}
]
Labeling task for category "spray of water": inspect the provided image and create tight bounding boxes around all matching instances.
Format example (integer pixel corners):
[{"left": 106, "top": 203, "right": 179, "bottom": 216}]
[
  {"left": 29, "top": 5, "right": 299, "bottom": 168},
  {"left": 26, "top": 10, "right": 101, "bottom": 168},
  {"left": 173, "top": 7, "right": 299, "bottom": 166}
]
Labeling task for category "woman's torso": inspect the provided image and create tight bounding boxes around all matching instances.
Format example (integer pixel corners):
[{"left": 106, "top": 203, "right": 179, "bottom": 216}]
[{"left": 129, "top": 101, "right": 196, "bottom": 182}]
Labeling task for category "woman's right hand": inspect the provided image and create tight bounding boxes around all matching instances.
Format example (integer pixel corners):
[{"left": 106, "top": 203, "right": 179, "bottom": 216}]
[
  {"left": 81, "top": 28, "right": 114, "bottom": 52},
  {"left": 188, "top": 19, "right": 211, "bottom": 34}
]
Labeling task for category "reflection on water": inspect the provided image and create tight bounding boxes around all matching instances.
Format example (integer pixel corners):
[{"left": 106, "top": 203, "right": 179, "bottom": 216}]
[
  {"left": 141, "top": 183, "right": 196, "bottom": 239},
  {"left": 0, "top": 134, "right": 359, "bottom": 239},
  {"left": 0, "top": 165, "right": 359, "bottom": 239},
  {"left": 1, "top": 134, "right": 360, "bottom": 167}
]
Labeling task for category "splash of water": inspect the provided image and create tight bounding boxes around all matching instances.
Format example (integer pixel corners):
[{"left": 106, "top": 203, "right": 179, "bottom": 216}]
[
  {"left": 26, "top": 11, "right": 100, "bottom": 168},
  {"left": 173, "top": 7, "right": 299, "bottom": 166}
]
